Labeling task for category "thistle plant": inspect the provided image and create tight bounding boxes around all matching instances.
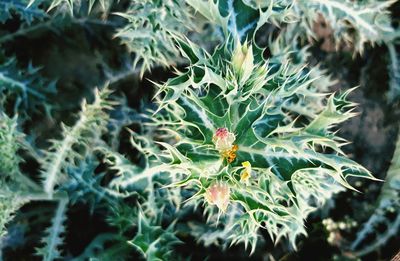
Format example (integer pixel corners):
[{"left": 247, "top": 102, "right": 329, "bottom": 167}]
[
  {"left": 0, "top": 0, "right": 398, "bottom": 259},
  {"left": 153, "top": 36, "right": 377, "bottom": 251}
]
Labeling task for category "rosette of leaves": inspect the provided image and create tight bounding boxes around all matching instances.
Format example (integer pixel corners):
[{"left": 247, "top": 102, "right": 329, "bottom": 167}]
[{"left": 153, "top": 36, "right": 378, "bottom": 252}]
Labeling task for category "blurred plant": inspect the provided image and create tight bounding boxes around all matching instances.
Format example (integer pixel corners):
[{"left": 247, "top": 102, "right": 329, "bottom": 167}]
[
  {"left": 350, "top": 124, "right": 400, "bottom": 256},
  {"left": 40, "top": 87, "right": 113, "bottom": 197},
  {"left": 387, "top": 42, "right": 400, "bottom": 102},
  {"left": 277, "top": 0, "right": 395, "bottom": 52},
  {"left": 323, "top": 217, "right": 357, "bottom": 246},
  {"left": 0, "top": 56, "right": 56, "bottom": 117},
  {"left": 0, "top": 0, "right": 47, "bottom": 24},
  {"left": 0, "top": 113, "right": 39, "bottom": 238},
  {"left": 114, "top": 0, "right": 196, "bottom": 76},
  {"left": 27, "top": 0, "right": 115, "bottom": 16}
]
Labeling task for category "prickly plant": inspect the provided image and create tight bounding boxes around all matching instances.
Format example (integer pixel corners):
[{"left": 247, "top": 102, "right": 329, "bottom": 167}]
[{"left": 152, "top": 36, "right": 378, "bottom": 251}]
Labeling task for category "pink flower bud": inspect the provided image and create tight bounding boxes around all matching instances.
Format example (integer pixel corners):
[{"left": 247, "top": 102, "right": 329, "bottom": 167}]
[
  {"left": 204, "top": 182, "right": 231, "bottom": 212},
  {"left": 212, "top": 128, "right": 235, "bottom": 152}
]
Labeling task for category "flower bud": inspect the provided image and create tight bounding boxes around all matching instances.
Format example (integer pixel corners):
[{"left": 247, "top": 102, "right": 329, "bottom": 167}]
[
  {"left": 232, "top": 40, "right": 254, "bottom": 84},
  {"left": 204, "top": 182, "right": 231, "bottom": 212},
  {"left": 212, "top": 128, "right": 236, "bottom": 152}
]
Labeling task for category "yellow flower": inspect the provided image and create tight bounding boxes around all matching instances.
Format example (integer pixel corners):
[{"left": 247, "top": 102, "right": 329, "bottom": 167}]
[
  {"left": 221, "top": 144, "right": 238, "bottom": 163},
  {"left": 240, "top": 161, "right": 251, "bottom": 183},
  {"left": 204, "top": 182, "right": 231, "bottom": 213}
]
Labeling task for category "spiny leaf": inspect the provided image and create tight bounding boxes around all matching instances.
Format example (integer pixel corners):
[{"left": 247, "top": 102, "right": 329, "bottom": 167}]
[
  {"left": 0, "top": 56, "right": 56, "bottom": 116},
  {"left": 0, "top": 194, "right": 25, "bottom": 239},
  {"left": 0, "top": 113, "right": 24, "bottom": 180},
  {"left": 36, "top": 198, "right": 68, "bottom": 261},
  {"left": 41, "top": 86, "right": 113, "bottom": 197},
  {"left": 114, "top": 0, "right": 194, "bottom": 77},
  {"left": 128, "top": 210, "right": 180, "bottom": 261}
]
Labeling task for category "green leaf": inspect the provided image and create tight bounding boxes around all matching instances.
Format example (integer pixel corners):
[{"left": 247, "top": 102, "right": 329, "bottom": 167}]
[
  {"left": 41, "top": 87, "right": 113, "bottom": 197},
  {"left": 128, "top": 211, "right": 180, "bottom": 261}
]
